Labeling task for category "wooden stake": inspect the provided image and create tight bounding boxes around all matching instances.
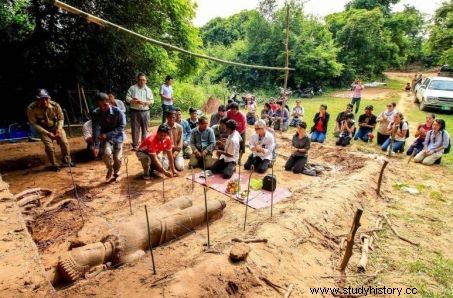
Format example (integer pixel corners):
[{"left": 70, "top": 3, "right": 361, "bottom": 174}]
[
  {"left": 144, "top": 205, "right": 156, "bottom": 274},
  {"left": 284, "top": 284, "right": 294, "bottom": 298},
  {"left": 338, "top": 208, "right": 363, "bottom": 271},
  {"left": 376, "top": 160, "right": 388, "bottom": 196},
  {"left": 124, "top": 157, "right": 133, "bottom": 215},
  {"left": 280, "top": 4, "right": 290, "bottom": 135},
  {"left": 270, "top": 161, "right": 275, "bottom": 217},
  {"left": 202, "top": 154, "right": 210, "bottom": 248},
  {"left": 243, "top": 165, "right": 254, "bottom": 231}
]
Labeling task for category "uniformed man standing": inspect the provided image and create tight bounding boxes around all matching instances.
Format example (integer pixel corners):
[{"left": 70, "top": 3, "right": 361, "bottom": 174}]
[
  {"left": 126, "top": 73, "right": 154, "bottom": 150},
  {"left": 27, "top": 89, "right": 73, "bottom": 172}
]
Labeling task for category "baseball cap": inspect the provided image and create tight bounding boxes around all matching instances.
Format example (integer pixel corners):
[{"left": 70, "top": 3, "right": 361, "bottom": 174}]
[{"left": 36, "top": 89, "right": 50, "bottom": 99}]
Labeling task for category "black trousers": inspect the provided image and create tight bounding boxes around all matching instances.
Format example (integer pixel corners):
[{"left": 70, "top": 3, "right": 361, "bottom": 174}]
[
  {"left": 284, "top": 155, "right": 307, "bottom": 174},
  {"left": 336, "top": 135, "right": 351, "bottom": 147},
  {"left": 210, "top": 159, "right": 236, "bottom": 179},
  {"left": 244, "top": 154, "right": 269, "bottom": 173},
  {"left": 377, "top": 132, "right": 389, "bottom": 145}
]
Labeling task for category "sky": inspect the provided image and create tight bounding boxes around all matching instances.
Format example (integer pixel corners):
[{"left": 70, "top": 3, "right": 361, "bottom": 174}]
[{"left": 193, "top": 0, "right": 442, "bottom": 26}]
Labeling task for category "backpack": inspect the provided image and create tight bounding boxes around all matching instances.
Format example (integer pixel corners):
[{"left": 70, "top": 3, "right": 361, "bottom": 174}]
[
  {"left": 442, "top": 131, "right": 451, "bottom": 154},
  {"left": 262, "top": 174, "right": 276, "bottom": 192}
]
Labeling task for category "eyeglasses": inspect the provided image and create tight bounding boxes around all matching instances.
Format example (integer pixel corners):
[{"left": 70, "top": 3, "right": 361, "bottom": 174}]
[{"left": 387, "top": 105, "right": 392, "bottom": 107}]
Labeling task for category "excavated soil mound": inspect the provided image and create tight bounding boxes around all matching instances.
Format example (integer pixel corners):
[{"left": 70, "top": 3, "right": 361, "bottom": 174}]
[{"left": 30, "top": 201, "right": 85, "bottom": 250}]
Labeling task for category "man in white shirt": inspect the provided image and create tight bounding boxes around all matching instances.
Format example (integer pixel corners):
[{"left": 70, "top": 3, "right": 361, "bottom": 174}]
[
  {"left": 244, "top": 119, "right": 275, "bottom": 173},
  {"left": 210, "top": 120, "right": 241, "bottom": 179},
  {"left": 160, "top": 75, "right": 174, "bottom": 123},
  {"left": 126, "top": 73, "right": 154, "bottom": 150}
]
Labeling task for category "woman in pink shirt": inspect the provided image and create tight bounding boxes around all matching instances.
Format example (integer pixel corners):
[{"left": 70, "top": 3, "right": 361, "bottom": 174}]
[{"left": 351, "top": 79, "right": 364, "bottom": 114}]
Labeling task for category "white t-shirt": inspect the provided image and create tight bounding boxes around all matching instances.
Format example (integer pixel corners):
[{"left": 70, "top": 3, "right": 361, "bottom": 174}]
[
  {"left": 388, "top": 121, "right": 408, "bottom": 142},
  {"left": 248, "top": 130, "right": 275, "bottom": 160},
  {"left": 293, "top": 106, "right": 304, "bottom": 117},
  {"left": 160, "top": 84, "right": 173, "bottom": 106},
  {"left": 247, "top": 102, "right": 257, "bottom": 113},
  {"left": 221, "top": 131, "right": 241, "bottom": 163}
]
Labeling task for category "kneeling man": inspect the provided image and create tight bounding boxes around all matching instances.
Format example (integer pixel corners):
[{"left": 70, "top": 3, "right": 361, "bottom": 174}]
[
  {"left": 244, "top": 119, "right": 275, "bottom": 173},
  {"left": 136, "top": 124, "right": 178, "bottom": 179},
  {"left": 210, "top": 120, "right": 241, "bottom": 179}
]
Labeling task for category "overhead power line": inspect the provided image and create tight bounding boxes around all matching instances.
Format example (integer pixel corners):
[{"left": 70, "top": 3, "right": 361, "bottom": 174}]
[{"left": 48, "top": 0, "right": 295, "bottom": 72}]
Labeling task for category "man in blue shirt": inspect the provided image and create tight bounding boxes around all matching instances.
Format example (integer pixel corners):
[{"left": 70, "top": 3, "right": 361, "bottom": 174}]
[
  {"left": 175, "top": 107, "right": 192, "bottom": 159},
  {"left": 189, "top": 116, "right": 216, "bottom": 169},
  {"left": 92, "top": 93, "right": 126, "bottom": 181}
]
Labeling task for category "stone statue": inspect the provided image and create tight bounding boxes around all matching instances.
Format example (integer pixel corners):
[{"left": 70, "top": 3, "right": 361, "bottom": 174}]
[{"left": 55, "top": 197, "right": 226, "bottom": 284}]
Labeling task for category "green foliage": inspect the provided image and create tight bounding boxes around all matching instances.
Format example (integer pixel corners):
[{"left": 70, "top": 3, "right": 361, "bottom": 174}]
[
  {"left": 407, "top": 255, "right": 453, "bottom": 297},
  {"left": 0, "top": 0, "right": 34, "bottom": 42},
  {"left": 345, "top": 0, "right": 400, "bottom": 15},
  {"left": 425, "top": 0, "right": 453, "bottom": 66}
]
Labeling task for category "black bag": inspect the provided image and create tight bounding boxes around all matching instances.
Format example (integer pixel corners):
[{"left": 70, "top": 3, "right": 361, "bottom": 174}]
[
  {"left": 262, "top": 174, "right": 277, "bottom": 192},
  {"left": 442, "top": 131, "right": 451, "bottom": 154}
]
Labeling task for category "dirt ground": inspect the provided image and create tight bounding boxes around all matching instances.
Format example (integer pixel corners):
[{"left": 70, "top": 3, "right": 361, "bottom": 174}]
[{"left": 0, "top": 72, "right": 452, "bottom": 297}]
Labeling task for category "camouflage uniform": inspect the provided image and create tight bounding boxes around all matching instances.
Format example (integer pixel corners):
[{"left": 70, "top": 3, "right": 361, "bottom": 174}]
[{"left": 27, "top": 100, "right": 70, "bottom": 166}]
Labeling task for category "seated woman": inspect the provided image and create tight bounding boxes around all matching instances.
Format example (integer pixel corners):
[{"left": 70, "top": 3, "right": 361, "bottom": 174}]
[
  {"left": 414, "top": 119, "right": 450, "bottom": 165},
  {"left": 381, "top": 112, "right": 408, "bottom": 153},
  {"left": 336, "top": 113, "right": 355, "bottom": 147},
  {"left": 210, "top": 120, "right": 241, "bottom": 179},
  {"left": 289, "top": 99, "right": 304, "bottom": 127},
  {"left": 261, "top": 103, "right": 273, "bottom": 126},
  {"left": 272, "top": 101, "right": 290, "bottom": 131},
  {"left": 406, "top": 113, "right": 435, "bottom": 156},
  {"left": 244, "top": 120, "right": 276, "bottom": 173},
  {"left": 285, "top": 122, "right": 310, "bottom": 174},
  {"left": 311, "top": 104, "right": 330, "bottom": 143},
  {"left": 245, "top": 95, "right": 257, "bottom": 125}
]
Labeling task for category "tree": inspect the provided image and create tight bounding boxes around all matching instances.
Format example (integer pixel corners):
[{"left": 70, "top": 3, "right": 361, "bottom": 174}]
[
  {"left": 345, "top": 0, "right": 400, "bottom": 15},
  {"left": 326, "top": 8, "right": 396, "bottom": 81},
  {"left": 0, "top": 0, "right": 201, "bottom": 123},
  {"left": 425, "top": 0, "right": 453, "bottom": 66}
]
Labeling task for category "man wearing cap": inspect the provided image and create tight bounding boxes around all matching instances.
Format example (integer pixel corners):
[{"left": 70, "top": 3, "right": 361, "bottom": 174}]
[
  {"left": 126, "top": 73, "right": 154, "bottom": 150},
  {"left": 210, "top": 120, "right": 241, "bottom": 179},
  {"left": 189, "top": 116, "right": 216, "bottom": 169},
  {"left": 226, "top": 102, "right": 247, "bottom": 161},
  {"left": 92, "top": 93, "right": 126, "bottom": 181},
  {"left": 354, "top": 105, "right": 377, "bottom": 142},
  {"left": 27, "top": 89, "right": 72, "bottom": 172},
  {"left": 136, "top": 124, "right": 178, "bottom": 180},
  {"left": 244, "top": 120, "right": 275, "bottom": 174},
  {"left": 209, "top": 105, "right": 227, "bottom": 127},
  {"left": 163, "top": 110, "right": 184, "bottom": 171},
  {"left": 160, "top": 75, "right": 174, "bottom": 123},
  {"left": 187, "top": 107, "right": 199, "bottom": 130}
]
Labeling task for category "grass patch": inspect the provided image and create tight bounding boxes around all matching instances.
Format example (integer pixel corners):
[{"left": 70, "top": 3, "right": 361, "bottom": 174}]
[
  {"left": 407, "top": 255, "right": 453, "bottom": 297},
  {"left": 429, "top": 191, "right": 444, "bottom": 202}
]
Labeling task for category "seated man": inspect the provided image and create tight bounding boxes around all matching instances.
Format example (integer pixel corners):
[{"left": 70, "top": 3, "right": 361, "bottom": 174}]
[
  {"left": 175, "top": 107, "right": 192, "bottom": 159},
  {"left": 289, "top": 99, "right": 304, "bottom": 127},
  {"left": 136, "top": 124, "right": 178, "bottom": 180},
  {"left": 244, "top": 120, "right": 276, "bottom": 173},
  {"left": 336, "top": 113, "right": 355, "bottom": 147},
  {"left": 187, "top": 107, "right": 199, "bottom": 130},
  {"left": 82, "top": 120, "right": 94, "bottom": 151},
  {"left": 212, "top": 118, "right": 229, "bottom": 150},
  {"left": 189, "top": 116, "right": 216, "bottom": 169},
  {"left": 210, "top": 105, "right": 226, "bottom": 127},
  {"left": 272, "top": 100, "right": 289, "bottom": 131},
  {"left": 354, "top": 105, "right": 377, "bottom": 142},
  {"left": 210, "top": 120, "right": 241, "bottom": 179},
  {"left": 163, "top": 110, "right": 184, "bottom": 171}
]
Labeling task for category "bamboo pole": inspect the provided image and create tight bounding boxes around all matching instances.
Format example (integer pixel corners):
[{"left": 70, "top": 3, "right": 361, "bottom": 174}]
[
  {"left": 280, "top": 4, "right": 290, "bottom": 135},
  {"left": 50, "top": 0, "right": 294, "bottom": 72}
]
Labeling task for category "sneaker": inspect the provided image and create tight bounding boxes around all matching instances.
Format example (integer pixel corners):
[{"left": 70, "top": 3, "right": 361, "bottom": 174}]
[
  {"left": 50, "top": 165, "right": 61, "bottom": 172},
  {"left": 106, "top": 168, "right": 113, "bottom": 180},
  {"left": 142, "top": 174, "right": 151, "bottom": 180}
]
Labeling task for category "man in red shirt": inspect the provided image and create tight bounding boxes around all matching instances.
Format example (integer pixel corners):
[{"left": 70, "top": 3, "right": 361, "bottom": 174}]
[
  {"left": 136, "top": 124, "right": 178, "bottom": 180},
  {"left": 226, "top": 102, "right": 247, "bottom": 161}
]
